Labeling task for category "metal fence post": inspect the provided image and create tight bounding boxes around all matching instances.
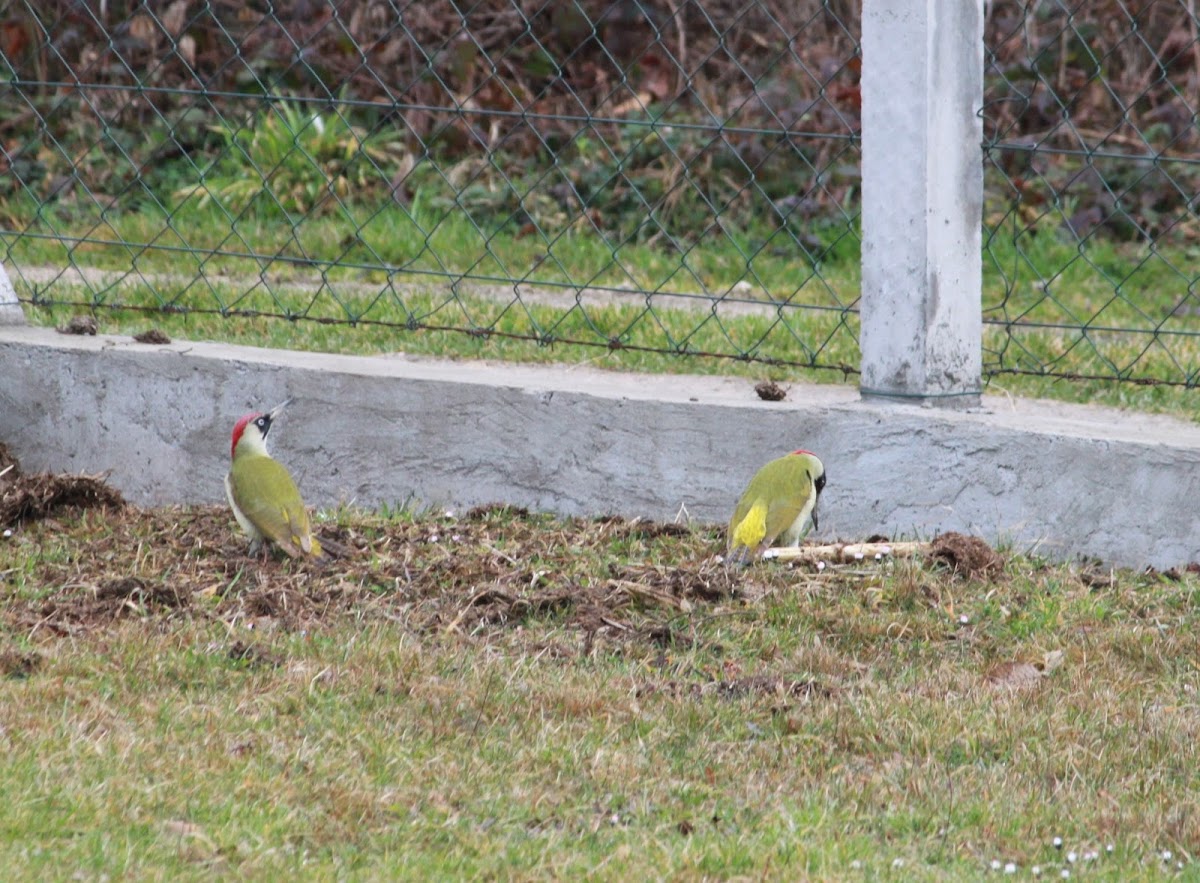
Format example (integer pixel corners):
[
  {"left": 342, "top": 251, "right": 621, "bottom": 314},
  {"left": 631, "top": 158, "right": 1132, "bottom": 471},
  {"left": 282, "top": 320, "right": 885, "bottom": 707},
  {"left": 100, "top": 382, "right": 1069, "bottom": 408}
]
[{"left": 860, "top": 0, "right": 984, "bottom": 407}]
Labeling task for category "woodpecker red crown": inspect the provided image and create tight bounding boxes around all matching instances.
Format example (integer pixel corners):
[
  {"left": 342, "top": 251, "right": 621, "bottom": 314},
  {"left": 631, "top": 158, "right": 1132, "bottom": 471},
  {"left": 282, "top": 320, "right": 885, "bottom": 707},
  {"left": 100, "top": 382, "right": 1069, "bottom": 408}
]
[
  {"left": 789, "top": 449, "right": 817, "bottom": 457},
  {"left": 230, "top": 412, "right": 262, "bottom": 458}
]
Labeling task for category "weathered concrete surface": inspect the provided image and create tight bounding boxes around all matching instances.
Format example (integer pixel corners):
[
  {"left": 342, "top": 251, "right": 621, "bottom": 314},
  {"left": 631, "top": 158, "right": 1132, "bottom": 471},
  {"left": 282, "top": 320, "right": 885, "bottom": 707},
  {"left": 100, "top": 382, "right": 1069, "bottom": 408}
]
[
  {"left": 861, "top": 0, "right": 983, "bottom": 405},
  {"left": 2, "top": 324, "right": 1199, "bottom": 568}
]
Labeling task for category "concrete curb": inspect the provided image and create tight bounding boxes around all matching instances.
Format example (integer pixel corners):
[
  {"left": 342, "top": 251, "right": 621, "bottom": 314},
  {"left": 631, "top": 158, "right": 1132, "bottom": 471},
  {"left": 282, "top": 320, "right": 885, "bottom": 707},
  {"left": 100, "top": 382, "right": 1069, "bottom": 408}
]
[{"left": 2, "top": 324, "right": 1198, "bottom": 567}]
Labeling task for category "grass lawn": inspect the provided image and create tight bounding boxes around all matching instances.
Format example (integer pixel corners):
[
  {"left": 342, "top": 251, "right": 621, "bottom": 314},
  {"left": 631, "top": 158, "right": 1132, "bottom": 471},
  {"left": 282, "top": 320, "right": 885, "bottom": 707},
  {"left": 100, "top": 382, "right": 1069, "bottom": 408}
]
[{"left": 2, "top": 496, "right": 1198, "bottom": 880}]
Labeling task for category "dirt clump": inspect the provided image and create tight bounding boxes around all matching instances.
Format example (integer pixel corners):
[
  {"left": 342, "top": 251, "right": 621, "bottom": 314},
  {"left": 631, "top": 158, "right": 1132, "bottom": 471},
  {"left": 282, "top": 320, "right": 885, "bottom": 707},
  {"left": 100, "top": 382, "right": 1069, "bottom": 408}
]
[
  {"left": 754, "top": 380, "right": 787, "bottom": 401},
  {"left": 56, "top": 316, "right": 98, "bottom": 335},
  {"left": 931, "top": 532, "right": 1004, "bottom": 579},
  {"left": 0, "top": 649, "right": 43, "bottom": 679},
  {"left": 227, "top": 641, "right": 282, "bottom": 669},
  {"left": 0, "top": 446, "right": 125, "bottom": 527},
  {"left": 133, "top": 329, "right": 172, "bottom": 344}
]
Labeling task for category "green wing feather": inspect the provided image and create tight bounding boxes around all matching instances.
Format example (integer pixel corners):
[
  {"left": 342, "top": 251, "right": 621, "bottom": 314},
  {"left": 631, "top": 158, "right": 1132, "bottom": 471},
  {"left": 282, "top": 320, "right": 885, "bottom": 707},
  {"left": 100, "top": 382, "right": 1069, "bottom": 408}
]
[
  {"left": 230, "top": 455, "right": 314, "bottom": 555},
  {"left": 727, "top": 454, "right": 819, "bottom": 560}
]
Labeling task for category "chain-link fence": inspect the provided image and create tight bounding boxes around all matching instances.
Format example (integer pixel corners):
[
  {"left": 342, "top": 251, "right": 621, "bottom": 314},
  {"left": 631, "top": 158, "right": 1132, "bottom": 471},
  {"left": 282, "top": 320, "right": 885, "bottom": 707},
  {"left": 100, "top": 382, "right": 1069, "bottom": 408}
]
[
  {"left": 0, "top": 0, "right": 863, "bottom": 376},
  {"left": 2, "top": 2, "right": 1198, "bottom": 395},
  {"left": 983, "top": 0, "right": 1200, "bottom": 391}
]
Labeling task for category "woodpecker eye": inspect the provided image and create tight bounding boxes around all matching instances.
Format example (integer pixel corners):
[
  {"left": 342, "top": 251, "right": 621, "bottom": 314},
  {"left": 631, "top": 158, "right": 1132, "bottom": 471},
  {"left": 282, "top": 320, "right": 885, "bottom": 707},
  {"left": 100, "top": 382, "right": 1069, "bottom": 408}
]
[{"left": 256, "top": 416, "right": 269, "bottom": 430}]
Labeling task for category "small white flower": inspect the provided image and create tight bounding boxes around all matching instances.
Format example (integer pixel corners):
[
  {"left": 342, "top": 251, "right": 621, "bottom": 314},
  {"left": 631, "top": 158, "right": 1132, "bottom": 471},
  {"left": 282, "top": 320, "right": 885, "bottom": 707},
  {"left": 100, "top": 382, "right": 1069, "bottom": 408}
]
[
  {"left": 850, "top": 860, "right": 862, "bottom": 870},
  {"left": 1084, "top": 851, "right": 1097, "bottom": 861},
  {"left": 428, "top": 534, "right": 439, "bottom": 543},
  {"left": 1031, "top": 867, "right": 1041, "bottom": 877},
  {"left": 451, "top": 534, "right": 462, "bottom": 542},
  {"left": 443, "top": 509, "right": 455, "bottom": 519},
  {"left": 1, "top": 528, "right": 10, "bottom": 538},
  {"left": 1162, "top": 850, "right": 1173, "bottom": 862},
  {"left": 1106, "top": 844, "right": 1114, "bottom": 853},
  {"left": 311, "top": 114, "right": 325, "bottom": 134},
  {"left": 892, "top": 858, "right": 904, "bottom": 869},
  {"left": 874, "top": 552, "right": 883, "bottom": 560},
  {"left": 991, "top": 860, "right": 1002, "bottom": 871},
  {"left": 959, "top": 614, "right": 970, "bottom": 625},
  {"left": 817, "top": 561, "right": 826, "bottom": 571},
  {"left": 1060, "top": 871, "right": 1070, "bottom": 880},
  {"left": 854, "top": 552, "right": 864, "bottom": 561},
  {"left": 1004, "top": 864, "right": 1017, "bottom": 875},
  {"left": 1053, "top": 837, "right": 1063, "bottom": 849},
  {"left": 1067, "top": 851, "right": 1077, "bottom": 863}
]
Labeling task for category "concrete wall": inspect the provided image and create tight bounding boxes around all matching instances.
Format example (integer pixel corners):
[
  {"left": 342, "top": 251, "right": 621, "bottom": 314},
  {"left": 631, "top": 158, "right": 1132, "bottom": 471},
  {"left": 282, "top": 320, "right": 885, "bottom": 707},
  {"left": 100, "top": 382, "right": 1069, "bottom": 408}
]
[{"left": 2, "top": 324, "right": 1199, "bottom": 568}]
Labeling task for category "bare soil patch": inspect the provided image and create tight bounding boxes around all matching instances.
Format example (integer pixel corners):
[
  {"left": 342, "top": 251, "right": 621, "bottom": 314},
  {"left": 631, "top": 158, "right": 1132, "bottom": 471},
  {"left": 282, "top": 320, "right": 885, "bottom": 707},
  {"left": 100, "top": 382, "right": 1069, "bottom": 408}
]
[{"left": 0, "top": 444, "right": 125, "bottom": 527}]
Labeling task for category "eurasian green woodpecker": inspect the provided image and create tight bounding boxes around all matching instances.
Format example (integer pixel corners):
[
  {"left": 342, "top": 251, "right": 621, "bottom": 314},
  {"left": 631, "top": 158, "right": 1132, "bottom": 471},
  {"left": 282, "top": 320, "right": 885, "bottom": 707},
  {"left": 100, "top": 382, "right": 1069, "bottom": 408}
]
[
  {"left": 224, "top": 400, "right": 324, "bottom": 559},
  {"left": 726, "top": 449, "right": 826, "bottom": 566}
]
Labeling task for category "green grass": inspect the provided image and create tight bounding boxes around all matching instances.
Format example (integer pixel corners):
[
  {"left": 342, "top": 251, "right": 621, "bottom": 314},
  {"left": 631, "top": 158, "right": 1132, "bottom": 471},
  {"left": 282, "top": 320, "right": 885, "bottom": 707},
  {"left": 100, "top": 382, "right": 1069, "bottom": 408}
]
[
  {"left": 2, "top": 504, "right": 1199, "bottom": 879},
  {"left": 6, "top": 163, "right": 1200, "bottom": 420}
]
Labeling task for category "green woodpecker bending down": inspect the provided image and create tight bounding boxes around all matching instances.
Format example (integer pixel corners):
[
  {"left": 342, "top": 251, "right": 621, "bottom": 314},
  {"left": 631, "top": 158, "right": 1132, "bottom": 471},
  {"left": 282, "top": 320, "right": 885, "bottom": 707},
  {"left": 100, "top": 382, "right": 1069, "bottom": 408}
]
[
  {"left": 726, "top": 449, "right": 826, "bottom": 566},
  {"left": 225, "top": 400, "right": 324, "bottom": 559}
]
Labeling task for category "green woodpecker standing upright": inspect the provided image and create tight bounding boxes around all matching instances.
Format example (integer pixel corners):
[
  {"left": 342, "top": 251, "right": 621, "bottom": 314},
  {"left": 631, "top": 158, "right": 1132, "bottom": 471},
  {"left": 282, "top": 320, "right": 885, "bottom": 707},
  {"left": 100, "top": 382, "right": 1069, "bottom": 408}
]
[
  {"left": 726, "top": 449, "right": 826, "bottom": 566},
  {"left": 224, "top": 400, "right": 324, "bottom": 559}
]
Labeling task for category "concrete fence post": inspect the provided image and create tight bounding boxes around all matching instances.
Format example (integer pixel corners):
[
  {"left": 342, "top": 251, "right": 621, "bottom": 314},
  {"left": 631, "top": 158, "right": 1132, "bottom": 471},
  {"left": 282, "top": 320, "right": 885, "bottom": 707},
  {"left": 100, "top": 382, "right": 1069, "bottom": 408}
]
[
  {"left": 860, "top": 0, "right": 984, "bottom": 407},
  {"left": 0, "top": 264, "right": 25, "bottom": 326}
]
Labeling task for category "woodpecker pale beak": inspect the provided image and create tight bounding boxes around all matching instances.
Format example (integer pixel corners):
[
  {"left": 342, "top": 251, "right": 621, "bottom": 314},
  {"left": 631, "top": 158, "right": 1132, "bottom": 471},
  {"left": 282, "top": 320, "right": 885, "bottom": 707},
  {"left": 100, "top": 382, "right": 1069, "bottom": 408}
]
[{"left": 268, "top": 399, "right": 292, "bottom": 421}]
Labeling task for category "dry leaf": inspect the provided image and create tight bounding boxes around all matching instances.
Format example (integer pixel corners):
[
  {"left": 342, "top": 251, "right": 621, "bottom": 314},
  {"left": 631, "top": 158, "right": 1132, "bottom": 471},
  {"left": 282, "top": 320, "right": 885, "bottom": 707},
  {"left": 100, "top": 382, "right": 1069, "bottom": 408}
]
[
  {"left": 128, "top": 14, "right": 157, "bottom": 43},
  {"left": 161, "top": 819, "right": 216, "bottom": 849},
  {"left": 161, "top": 0, "right": 188, "bottom": 37},
  {"left": 986, "top": 661, "right": 1043, "bottom": 690},
  {"left": 986, "top": 650, "right": 1064, "bottom": 690},
  {"left": 1041, "top": 649, "right": 1065, "bottom": 674},
  {"left": 178, "top": 34, "right": 196, "bottom": 68}
]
